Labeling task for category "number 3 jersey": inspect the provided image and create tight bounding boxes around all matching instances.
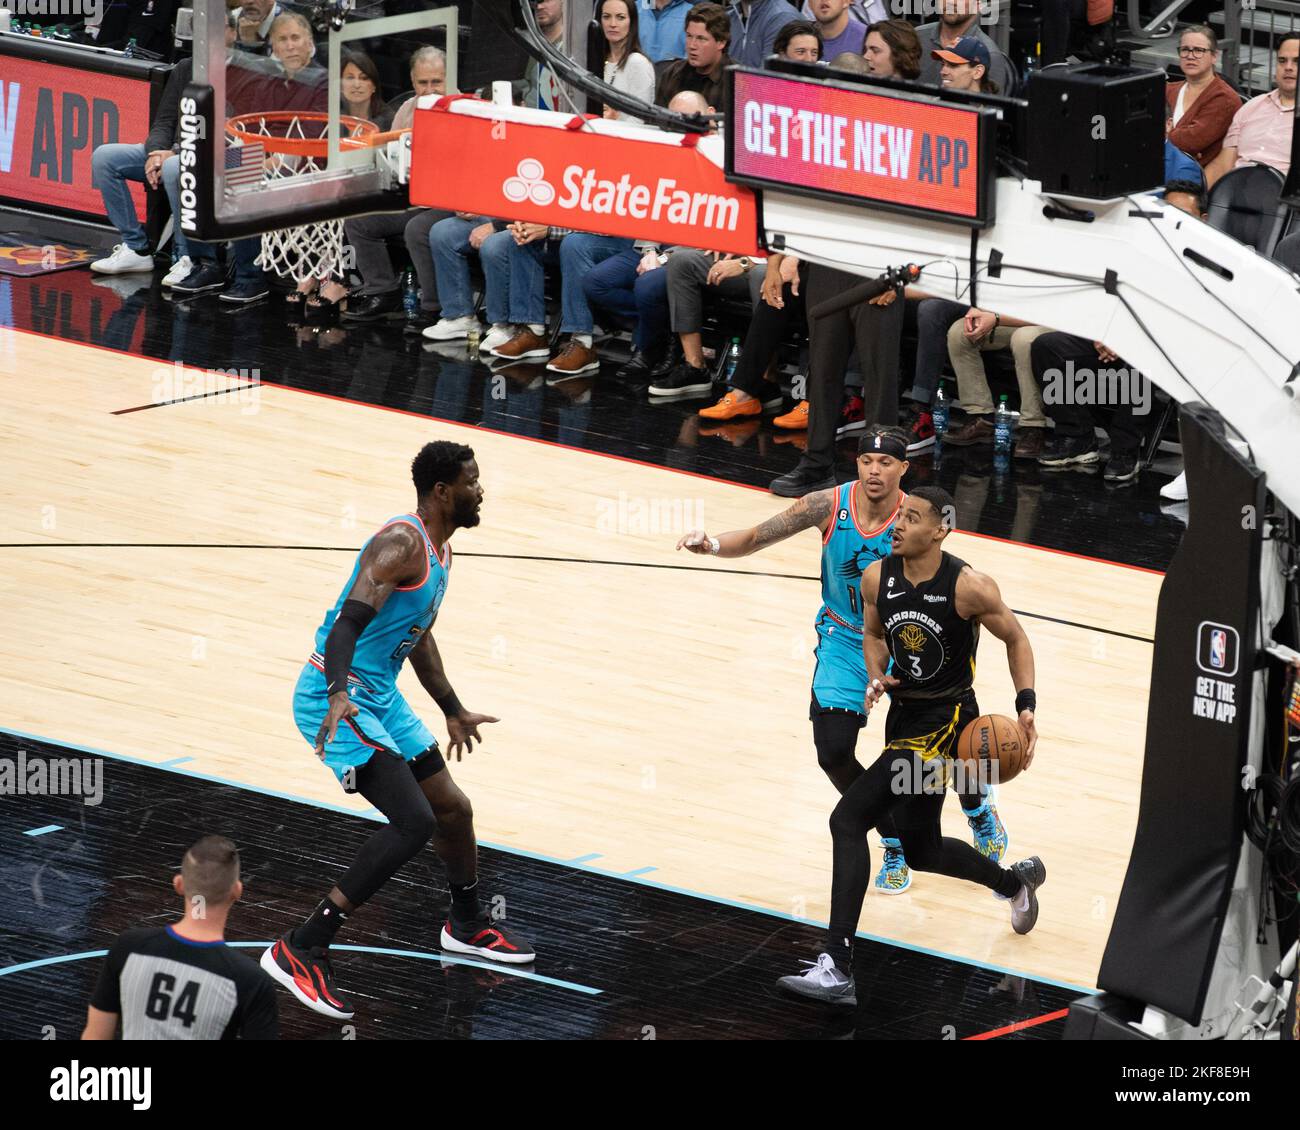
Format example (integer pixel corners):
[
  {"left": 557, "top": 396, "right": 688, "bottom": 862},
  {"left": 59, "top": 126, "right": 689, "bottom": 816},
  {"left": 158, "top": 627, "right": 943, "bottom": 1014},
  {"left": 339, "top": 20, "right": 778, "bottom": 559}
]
[
  {"left": 876, "top": 550, "right": 978, "bottom": 702},
  {"left": 308, "top": 514, "right": 450, "bottom": 707},
  {"left": 818, "top": 484, "right": 902, "bottom": 637}
]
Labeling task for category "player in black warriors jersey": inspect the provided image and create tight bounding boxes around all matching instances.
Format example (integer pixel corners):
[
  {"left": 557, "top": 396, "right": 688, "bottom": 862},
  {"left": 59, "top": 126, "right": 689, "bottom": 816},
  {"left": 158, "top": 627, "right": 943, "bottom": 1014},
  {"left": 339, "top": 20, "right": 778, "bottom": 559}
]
[{"left": 779, "top": 486, "right": 1046, "bottom": 1005}]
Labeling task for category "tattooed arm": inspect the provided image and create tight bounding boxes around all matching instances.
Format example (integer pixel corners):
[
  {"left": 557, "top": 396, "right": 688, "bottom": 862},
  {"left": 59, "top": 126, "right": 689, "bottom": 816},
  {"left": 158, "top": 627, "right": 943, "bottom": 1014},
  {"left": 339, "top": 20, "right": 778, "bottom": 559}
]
[{"left": 676, "top": 488, "right": 835, "bottom": 558}]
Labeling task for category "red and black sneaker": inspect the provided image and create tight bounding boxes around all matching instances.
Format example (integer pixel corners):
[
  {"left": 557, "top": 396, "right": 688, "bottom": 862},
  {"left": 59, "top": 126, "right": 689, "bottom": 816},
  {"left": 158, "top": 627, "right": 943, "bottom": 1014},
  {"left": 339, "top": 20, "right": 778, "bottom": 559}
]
[
  {"left": 260, "top": 935, "right": 354, "bottom": 1020},
  {"left": 440, "top": 916, "right": 536, "bottom": 965},
  {"left": 906, "top": 407, "right": 935, "bottom": 453}
]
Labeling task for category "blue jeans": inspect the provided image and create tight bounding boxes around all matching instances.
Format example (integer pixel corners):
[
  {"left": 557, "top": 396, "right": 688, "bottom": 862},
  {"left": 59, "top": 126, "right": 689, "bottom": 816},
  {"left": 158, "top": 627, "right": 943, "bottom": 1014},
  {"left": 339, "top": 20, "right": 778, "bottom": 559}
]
[
  {"left": 584, "top": 249, "right": 671, "bottom": 352},
  {"left": 480, "top": 228, "right": 523, "bottom": 326},
  {"left": 428, "top": 214, "right": 489, "bottom": 319},
  {"left": 556, "top": 233, "right": 634, "bottom": 334},
  {"left": 158, "top": 155, "right": 191, "bottom": 260},
  {"left": 91, "top": 142, "right": 150, "bottom": 254}
]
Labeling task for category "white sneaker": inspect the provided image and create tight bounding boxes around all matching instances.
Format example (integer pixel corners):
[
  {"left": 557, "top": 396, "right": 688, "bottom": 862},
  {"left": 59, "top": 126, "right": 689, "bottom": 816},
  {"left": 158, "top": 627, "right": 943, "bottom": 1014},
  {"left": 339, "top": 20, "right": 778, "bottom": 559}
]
[
  {"left": 161, "top": 256, "right": 194, "bottom": 288},
  {"left": 422, "top": 314, "right": 479, "bottom": 342},
  {"left": 1159, "top": 470, "right": 1187, "bottom": 501},
  {"left": 480, "top": 323, "right": 515, "bottom": 353},
  {"left": 775, "top": 952, "right": 857, "bottom": 1006},
  {"left": 91, "top": 244, "right": 155, "bottom": 275}
]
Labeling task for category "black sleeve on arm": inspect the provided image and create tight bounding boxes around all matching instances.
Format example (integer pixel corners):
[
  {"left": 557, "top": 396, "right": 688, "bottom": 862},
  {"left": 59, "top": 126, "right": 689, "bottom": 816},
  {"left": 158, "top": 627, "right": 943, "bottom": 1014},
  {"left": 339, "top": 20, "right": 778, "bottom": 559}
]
[
  {"left": 89, "top": 934, "right": 128, "bottom": 1013},
  {"left": 146, "top": 57, "right": 192, "bottom": 153},
  {"left": 323, "top": 600, "right": 378, "bottom": 696}
]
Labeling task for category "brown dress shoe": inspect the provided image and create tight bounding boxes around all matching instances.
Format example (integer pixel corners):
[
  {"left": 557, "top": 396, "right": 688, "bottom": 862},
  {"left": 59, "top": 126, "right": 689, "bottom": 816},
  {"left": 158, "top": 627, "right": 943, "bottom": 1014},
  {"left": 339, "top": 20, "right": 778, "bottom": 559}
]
[
  {"left": 1013, "top": 427, "right": 1047, "bottom": 459},
  {"left": 546, "top": 339, "right": 601, "bottom": 376},
  {"left": 944, "top": 415, "right": 995, "bottom": 446},
  {"left": 491, "top": 327, "right": 550, "bottom": 360}
]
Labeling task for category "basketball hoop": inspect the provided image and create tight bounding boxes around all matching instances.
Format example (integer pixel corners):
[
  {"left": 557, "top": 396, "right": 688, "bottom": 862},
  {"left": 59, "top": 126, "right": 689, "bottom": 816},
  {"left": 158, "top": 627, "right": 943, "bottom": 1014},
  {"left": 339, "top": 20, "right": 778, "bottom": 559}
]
[{"left": 224, "top": 111, "right": 390, "bottom": 284}]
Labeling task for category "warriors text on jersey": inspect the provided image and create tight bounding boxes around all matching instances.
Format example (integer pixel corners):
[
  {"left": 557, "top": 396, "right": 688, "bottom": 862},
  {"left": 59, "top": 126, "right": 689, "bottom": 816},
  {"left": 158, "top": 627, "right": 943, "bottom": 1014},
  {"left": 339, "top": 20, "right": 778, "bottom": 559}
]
[
  {"left": 307, "top": 514, "right": 450, "bottom": 706},
  {"left": 876, "top": 551, "right": 978, "bottom": 701}
]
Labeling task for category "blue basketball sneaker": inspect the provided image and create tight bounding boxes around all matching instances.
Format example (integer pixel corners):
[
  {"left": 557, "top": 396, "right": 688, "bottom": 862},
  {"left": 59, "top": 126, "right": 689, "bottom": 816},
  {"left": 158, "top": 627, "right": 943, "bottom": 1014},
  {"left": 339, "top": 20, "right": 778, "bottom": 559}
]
[
  {"left": 966, "top": 803, "right": 1009, "bottom": 862},
  {"left": 873, "top": 837, "right": 912, "bottom": 894}
]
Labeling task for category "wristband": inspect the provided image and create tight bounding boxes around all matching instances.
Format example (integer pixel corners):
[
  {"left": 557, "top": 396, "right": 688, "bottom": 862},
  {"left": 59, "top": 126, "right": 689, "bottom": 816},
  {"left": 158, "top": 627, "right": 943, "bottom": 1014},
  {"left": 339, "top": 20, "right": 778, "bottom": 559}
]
[
  {"left": 707, "top": 536, "right": 720, "bottom": 555},
  {"left": 1015, "top": 689, "right": 1036, "bottom": 715},
  {"left": 436, "top": 691, "right": 465, "bottom": 717}
]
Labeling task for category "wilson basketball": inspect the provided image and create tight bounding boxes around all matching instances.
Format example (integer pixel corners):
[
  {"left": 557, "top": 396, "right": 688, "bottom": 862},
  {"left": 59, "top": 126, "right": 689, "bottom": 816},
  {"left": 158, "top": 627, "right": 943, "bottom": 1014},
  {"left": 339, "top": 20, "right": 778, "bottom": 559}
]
[{"left": 956, "top": 714, "right": 1026, "bottom": 784}]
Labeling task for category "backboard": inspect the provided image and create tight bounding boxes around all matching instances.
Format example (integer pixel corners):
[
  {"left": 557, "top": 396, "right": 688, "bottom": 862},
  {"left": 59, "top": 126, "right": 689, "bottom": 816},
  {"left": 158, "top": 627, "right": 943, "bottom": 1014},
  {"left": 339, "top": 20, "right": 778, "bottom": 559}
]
[{"left": 178, "top": 0, "right": 460, "bottom": 242}]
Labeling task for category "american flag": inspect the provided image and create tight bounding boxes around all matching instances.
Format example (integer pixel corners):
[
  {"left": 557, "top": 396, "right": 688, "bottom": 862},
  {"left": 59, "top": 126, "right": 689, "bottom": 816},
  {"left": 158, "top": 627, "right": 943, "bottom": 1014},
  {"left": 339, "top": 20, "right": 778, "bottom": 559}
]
[{"left": 225, "top": 141, "right": 266, "bottom": 188}]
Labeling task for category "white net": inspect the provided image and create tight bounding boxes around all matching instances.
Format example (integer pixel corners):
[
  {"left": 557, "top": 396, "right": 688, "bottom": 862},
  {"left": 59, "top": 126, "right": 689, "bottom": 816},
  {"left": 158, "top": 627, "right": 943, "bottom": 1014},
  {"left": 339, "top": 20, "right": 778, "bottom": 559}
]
[{"left": 226, "top": 114, "right": 374, "bottom": 284}]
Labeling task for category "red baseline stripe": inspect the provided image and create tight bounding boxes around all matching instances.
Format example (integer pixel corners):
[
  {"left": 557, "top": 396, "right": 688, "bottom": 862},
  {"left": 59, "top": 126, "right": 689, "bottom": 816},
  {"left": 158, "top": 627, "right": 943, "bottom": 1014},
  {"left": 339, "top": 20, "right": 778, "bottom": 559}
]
[{"left": 963, "top": 1008, "right": 1069, "bottom": 1040}]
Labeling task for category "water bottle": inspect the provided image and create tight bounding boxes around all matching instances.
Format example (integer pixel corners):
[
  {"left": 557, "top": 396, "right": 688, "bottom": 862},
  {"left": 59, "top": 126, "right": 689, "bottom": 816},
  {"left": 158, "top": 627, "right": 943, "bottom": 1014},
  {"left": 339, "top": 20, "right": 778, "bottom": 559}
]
[
  {"left": 994, "top": 395, "right": 1013, "bottom": 454},
  {"left": 123, "top": 36, "right": 137, "bottom": 55},
  {"left": 465, "top": 321, "right": 481, "bottom": 352},
  {"left": 932, "top": 385, "right": 949, "bottom": 437},
  {"left": 722, "top": 337, "right": 741, "bottom": 384},
  {"left": 401, "top": 268, "right": 419, "bottom": 321}
]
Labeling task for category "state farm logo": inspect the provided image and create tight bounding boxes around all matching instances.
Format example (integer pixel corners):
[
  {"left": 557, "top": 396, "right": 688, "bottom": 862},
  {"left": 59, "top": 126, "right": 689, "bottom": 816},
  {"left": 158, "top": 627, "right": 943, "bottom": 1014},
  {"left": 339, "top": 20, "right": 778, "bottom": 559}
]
[
  {"left": 503, "top": 158, "right": 556, "bottom": 206},
  {"left": 500, "top": 156, "right": 741, "bottom": 233}
]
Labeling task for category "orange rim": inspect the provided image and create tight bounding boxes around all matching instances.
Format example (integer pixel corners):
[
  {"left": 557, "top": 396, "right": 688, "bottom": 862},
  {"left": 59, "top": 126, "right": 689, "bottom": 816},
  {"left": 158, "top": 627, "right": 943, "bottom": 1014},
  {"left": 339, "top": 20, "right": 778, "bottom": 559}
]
[{"left": 225, "top": 111, "right": 384, "bottom": 158}]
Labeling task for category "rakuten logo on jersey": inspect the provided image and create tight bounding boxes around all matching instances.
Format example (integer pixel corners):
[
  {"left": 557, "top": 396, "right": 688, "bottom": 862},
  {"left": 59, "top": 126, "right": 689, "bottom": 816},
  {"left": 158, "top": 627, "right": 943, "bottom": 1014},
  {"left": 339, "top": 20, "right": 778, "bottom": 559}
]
[{"left": 504, "top": 158, "right": 742, "bottom": 232}]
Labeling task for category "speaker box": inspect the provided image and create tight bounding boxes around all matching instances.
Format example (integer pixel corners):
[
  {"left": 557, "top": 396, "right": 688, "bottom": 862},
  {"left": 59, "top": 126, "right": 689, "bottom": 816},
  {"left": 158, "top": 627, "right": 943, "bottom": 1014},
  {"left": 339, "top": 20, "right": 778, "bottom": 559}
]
[{"left": 1028, "top": 64, "right": 1165, "bottom": 199}]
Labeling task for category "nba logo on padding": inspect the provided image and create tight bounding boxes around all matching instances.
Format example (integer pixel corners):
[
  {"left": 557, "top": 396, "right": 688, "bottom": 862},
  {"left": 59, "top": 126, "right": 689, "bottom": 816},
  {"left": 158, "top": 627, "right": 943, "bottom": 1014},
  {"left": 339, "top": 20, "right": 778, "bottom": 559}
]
[{"left": 1196, "top": 621, "right": 1239, "bottom": 677}]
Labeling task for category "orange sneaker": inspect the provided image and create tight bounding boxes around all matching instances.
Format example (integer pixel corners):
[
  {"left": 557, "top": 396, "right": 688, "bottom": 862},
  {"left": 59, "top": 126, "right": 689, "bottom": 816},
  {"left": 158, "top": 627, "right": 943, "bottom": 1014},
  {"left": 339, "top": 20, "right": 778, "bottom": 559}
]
[
  {"left": 774, "top": 401, "right": 809, "bottom": 430},
  {"left": 699, "top": 389, "right": 762, "bottom": 420}
]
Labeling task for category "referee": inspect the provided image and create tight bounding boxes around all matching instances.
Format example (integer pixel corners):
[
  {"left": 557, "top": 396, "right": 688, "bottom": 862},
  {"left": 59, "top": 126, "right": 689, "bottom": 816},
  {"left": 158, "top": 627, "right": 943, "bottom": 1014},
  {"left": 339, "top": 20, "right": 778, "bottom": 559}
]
[{"left": 82, "top": 835, "right": 278, "bottom": 1040}]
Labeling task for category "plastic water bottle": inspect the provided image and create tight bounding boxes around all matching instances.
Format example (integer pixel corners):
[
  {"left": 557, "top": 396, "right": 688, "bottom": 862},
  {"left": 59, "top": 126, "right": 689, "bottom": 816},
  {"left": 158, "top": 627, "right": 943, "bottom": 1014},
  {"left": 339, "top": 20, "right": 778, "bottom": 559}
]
[
  {"left": 994, "top": 395, "right": 1013, "bottom": 454},
  {"left": 932, "top": 385, "right": 949, "bottom": 437},
  {"left": 401, "top": 268, "right": 419, "bottom": 322},
  {"left": 722, "top": 337, "right": 741, "bottom": 384},
  {"left": 465, "top": 321, "right": 481, "bottom": 352}
]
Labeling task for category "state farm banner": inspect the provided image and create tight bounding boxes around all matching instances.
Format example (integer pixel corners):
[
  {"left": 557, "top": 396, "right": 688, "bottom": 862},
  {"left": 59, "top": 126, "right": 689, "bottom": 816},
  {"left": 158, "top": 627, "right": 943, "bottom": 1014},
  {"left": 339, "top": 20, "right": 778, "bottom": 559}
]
[
  {"left": 727, "top": 67, "right": 997, "bottom": 227},
  {"left": 410, "top": 98, "right": 761, "bottom": 256},
  {"left": 0, "top": 52, "right": 152, "bottom": 222}
]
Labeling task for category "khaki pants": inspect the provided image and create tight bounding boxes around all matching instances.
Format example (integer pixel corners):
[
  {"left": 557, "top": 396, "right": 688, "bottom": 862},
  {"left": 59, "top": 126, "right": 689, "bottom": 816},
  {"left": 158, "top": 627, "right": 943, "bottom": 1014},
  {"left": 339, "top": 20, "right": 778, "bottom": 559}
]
[{"left": 946, "top": 322, "right": 1050, "bottom": 428}]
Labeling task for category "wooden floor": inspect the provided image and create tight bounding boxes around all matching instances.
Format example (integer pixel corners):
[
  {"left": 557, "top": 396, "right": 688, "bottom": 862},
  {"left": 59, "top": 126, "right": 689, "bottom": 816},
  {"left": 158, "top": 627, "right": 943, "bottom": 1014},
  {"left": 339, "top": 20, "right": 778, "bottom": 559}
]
[{"left": 0, "top": 329, "right": 1161, "bottom": 990}]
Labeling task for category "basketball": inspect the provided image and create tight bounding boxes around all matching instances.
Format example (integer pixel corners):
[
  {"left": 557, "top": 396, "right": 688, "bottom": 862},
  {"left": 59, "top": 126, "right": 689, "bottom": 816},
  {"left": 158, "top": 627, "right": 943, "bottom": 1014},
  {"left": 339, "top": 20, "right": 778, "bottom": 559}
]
[{"left": 956, "top": 714, "right": 1027, "bottom": 785}]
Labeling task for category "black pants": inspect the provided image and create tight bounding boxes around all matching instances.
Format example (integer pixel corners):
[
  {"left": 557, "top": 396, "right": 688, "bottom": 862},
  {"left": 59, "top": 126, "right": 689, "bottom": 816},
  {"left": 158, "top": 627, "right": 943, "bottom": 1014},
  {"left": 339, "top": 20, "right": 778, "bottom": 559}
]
[
  {"left": 805, "top": 264, "right": 904, "bottom": 471},
  {"left": 729, "top": 265, "right": 807, "bottom": 400},
  {"left": 1042, "top": 0, "right": 1089, "bottom": 65},
  {"left": 1030, "top": 331, "right": 1145, "bottom": 455},
  {"left": 827, "top": 695, "right": 1019, "bottom": 943}
]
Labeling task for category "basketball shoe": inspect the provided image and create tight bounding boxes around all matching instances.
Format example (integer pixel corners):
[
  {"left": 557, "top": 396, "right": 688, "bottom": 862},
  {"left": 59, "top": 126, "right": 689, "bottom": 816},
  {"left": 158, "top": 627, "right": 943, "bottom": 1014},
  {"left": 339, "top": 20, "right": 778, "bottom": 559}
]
[
  {"left": 873, "top": 837, "right": 912, "bottom": 894},
  {"left": 777, "top": 953, "right": 857, "bottom": 1006},
  {"left": 260, "top": 934, "right": 354, "bottom": 1019},
  {"left": 440, "top": 915, "right": 536, "bottom": 965},
  {"left": 967, "top": 803, "right": 1009, "bottom": 861},
  {"left": 1008, "top": 857, "right": 1047, "bottom": 934}
]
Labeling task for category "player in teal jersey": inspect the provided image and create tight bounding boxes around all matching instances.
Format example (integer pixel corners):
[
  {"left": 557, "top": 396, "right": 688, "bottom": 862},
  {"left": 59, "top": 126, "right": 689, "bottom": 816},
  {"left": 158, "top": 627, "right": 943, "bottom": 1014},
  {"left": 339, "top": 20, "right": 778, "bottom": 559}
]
[
  {"left": 677, "top": 427, "right": 1007, "bottom": 891},
  {"left": 263, "top": 441, "right": 534, "bottom": 1021}
]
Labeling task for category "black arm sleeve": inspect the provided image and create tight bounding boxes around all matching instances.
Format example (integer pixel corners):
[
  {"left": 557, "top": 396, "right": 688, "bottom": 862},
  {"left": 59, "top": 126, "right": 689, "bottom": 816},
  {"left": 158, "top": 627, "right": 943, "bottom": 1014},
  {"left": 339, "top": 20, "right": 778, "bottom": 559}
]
[
  {"left": 145, "top": 57, "right": 192, "bottom": 153},
  {"left": 322, "top": 599, "right": 378, "bottom": 696},
  {"left": 89, "top": 935, "right": 128, "bottom": 1013}
]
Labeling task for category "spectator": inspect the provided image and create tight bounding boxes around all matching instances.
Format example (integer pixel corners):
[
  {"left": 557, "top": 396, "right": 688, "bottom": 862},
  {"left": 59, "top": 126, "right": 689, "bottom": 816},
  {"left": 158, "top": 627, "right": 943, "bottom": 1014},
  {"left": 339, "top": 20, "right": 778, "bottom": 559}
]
[
  {"left": 81, "top": 836, "right": 278, "bottom": 1041},
  {"left": 90, "top": 10, "right": 244, "bottom": 284},
  {"left": 802, "top": 0, "right": 887, "bottom": 31},
  {"left": 639, "top": 0, "right": 694, "bottom": 62},
  {"left": 808, "top": 0, "right": 866, "bottom": 59},
  {"left": 337, "top": 48, "right": 452, "bottom": 326},
  {"left": 1204, "top": 33, "right": 1298, "bottom": 187},
  {"left": 582, "top": 91, "right": 714, "bottom": 380},
  {"left": 96, "top": 0, "right": 183, "bottom": 59},
  {"left": 524, "top": 0, "right": 570, "bottom": 110},
  {"left": 1164, "top": 137, "right": 1204, "bottom": 186},
  {"left": 1032, "top": 333, "right": 1146, "bottom": 483},
  {"left": 340, "top": 50, "right": 385, "bottom": 125},
  {"left": 232, "top": 0, "right": 284, "bottom": 56},
  {"left": 657, "top": 3, "right": 733, "bottom": 109},
  {"left": 1041, "top": 0, "right": 1115, "bottom": 66},
  {"left": 599, "top": 0, "right": 658, "bottom": 120},
  {"left": 727, "top": 0, "right": 802, "bottom": 67},
  {"left": 940, "top": 309, "right": 1051, "bottom": 458},
  {"left": 933, "top": 36, "right": 1000, "bottom": 94},
  {"left": 1165, "top": 25, "right": 1240, "bottom": 168},
  {"left": 863, "top": 18, "right": 922, "bottom": 79},
  {"left": 423, "top": 214, "right": 499, "bottom": 344},
  {"left": 173, "top": 11, "right": 327, "bottom": 304},
  {"left": 829, "top": 52, "right": 870, "bottom": 74},
  {"left": 916, "top": 0, "right": 1015, "bottom": 94},
  {"left": 773, "top": 19, "right": 823, "bottom": 63},
  {"left": 646, "top": 247, "right": 765, "bottom": 398}
]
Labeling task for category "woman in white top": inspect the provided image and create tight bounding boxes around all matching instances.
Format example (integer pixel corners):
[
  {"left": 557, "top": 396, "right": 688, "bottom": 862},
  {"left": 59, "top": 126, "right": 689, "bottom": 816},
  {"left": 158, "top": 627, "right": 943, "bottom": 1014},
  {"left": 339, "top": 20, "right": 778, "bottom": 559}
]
[{"left": 599, "top": 0, "right": 657, "bottom": 120}]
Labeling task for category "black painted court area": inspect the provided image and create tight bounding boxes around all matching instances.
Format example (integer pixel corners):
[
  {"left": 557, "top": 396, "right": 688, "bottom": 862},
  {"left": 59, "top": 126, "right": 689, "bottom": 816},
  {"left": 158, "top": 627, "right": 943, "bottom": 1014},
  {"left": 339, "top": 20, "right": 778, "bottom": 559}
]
[{"left": 0, "top": 731, "right": 1074, "bottom": 1040}]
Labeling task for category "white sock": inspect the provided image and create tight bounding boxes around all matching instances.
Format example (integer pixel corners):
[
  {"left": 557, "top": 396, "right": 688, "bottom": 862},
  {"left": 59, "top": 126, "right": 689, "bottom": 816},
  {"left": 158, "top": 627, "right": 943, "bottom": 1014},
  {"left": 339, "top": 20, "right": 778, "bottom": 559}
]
[
  {"left": 572, "top": 333, "right": 592, "bottom": 348},
  {"left": 528, "top": 324, "right": 544, "bottom": 336},
  {"left": 491, "top": 322, "right": 510, "bottom": 333}
]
